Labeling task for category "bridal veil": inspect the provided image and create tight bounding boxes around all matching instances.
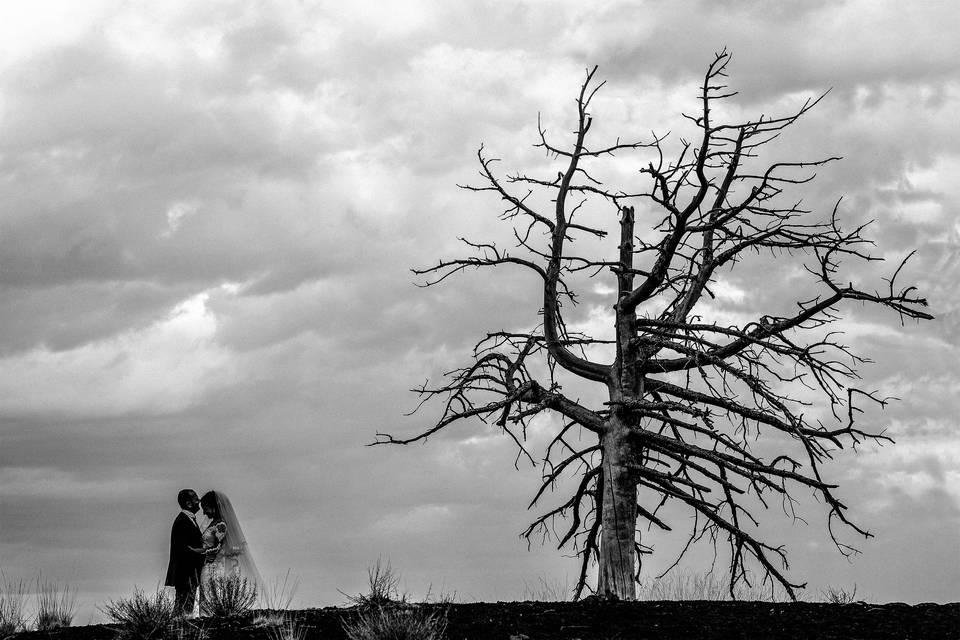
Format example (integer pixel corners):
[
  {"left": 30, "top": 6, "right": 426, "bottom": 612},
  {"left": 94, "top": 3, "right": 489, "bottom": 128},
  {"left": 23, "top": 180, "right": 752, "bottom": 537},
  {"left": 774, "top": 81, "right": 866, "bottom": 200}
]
[{"left": 212, "top": 491, "right": 264, "bottom": 589}]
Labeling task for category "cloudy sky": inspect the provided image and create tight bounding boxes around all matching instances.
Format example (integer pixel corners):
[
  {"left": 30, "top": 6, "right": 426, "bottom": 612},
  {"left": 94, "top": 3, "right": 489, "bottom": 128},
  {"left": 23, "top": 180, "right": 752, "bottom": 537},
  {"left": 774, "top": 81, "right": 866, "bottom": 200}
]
[{"left": 1, "top": 0, "right": 958, "bottom": 623}]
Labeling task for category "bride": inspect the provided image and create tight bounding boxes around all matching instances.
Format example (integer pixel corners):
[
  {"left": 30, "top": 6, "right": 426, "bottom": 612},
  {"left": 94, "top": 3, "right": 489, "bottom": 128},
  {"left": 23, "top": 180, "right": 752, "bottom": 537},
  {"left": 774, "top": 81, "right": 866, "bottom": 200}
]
[{"left": 198, "top": 490, "right": 262, "bottom": 609}]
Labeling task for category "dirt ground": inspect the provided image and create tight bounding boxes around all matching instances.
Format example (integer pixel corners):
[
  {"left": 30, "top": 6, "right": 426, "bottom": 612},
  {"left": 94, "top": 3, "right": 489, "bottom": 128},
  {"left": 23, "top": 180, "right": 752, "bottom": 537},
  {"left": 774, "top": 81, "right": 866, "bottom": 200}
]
[{"left": 10, "top": 600, "right": 960, "bottom": 640}]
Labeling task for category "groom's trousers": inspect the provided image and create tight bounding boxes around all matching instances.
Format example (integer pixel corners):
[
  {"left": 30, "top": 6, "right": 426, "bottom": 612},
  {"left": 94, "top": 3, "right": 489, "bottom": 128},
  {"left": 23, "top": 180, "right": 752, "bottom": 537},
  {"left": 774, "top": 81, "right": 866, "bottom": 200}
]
[{"left": 174, "top": 579, "right": 198, "bottom": 616}]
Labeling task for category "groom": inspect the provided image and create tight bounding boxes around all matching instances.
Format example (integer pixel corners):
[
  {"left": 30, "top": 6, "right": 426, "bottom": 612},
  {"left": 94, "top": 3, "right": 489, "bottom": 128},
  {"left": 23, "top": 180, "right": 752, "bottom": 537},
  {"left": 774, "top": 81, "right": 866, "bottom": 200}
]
[{"left": 164, "top": 489, "right": 205, "bottom": 616}]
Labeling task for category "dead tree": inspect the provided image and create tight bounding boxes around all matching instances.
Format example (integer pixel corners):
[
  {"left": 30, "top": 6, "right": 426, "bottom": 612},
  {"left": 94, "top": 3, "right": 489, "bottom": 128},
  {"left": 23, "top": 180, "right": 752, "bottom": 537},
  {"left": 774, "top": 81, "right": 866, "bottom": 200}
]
[{"left": 376, "top": 51, "right": 932, "bottom": 600}]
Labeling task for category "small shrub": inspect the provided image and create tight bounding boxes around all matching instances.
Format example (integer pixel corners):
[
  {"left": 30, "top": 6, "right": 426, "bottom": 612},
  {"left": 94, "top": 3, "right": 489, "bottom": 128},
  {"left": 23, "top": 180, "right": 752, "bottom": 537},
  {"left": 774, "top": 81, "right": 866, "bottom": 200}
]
[
  {"left": 341, "top": 558, "right": 406, "bottom": 609},
  {"left": 421, "top": 585, "right": 457, "bottom": 606},
  {"left": 340, "top": 560, "right": 449, "bottom": 640},
  {"left": 259, "top": 569, "right": 300, "bottom": 610},
  {"left": 521, "top": 576, "right": 570, "bottom": 602},
  {"left": 254, "top": 569, "right": 301, "bottom": 627},
  {"left": 0, "top": 575, "right": 27, "bottom": 637},
  {"left": 267, "top": 616, "right": 308, "bottom": 640},
  {"left": 35, "top": 575, "right": 78, "bottom": 630},
  {"left": 821, "top": 584, "right": 858, "bottom": 604},
  {"left": 253, "top": 612, "right": 287, "bottom": 628},
  {"left": 342, "top": 605, "right": 447, "bottom": 640},
  {"left": 637, "top": 568, "right": 790, "bottom": 602},
  {"left": 100, "top": 588, "right": 179, "bottom": 640},
  {"left": 170, "top": 619, "right": 209, "bottom": 640},
  {"left": 199, "top": 573, "right": 257, "bottom": 618},
  {"left": 639, "top": 569, "right": 729, "bottom": 601}
]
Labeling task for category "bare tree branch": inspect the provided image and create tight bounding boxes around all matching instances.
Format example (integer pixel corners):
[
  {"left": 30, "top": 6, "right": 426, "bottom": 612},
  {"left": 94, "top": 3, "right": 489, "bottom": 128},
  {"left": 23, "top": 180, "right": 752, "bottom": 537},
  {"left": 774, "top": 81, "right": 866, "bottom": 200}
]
[{"left": 381, "top": 50, "right": 932, "bottom": 601}]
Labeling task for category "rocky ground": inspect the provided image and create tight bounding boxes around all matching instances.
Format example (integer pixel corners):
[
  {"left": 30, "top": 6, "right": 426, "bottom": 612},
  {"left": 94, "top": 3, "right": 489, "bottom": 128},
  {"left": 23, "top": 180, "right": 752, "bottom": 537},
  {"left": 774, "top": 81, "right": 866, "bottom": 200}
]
[{"left": 9, "top": 600, "right": 960, "bottom": 640}]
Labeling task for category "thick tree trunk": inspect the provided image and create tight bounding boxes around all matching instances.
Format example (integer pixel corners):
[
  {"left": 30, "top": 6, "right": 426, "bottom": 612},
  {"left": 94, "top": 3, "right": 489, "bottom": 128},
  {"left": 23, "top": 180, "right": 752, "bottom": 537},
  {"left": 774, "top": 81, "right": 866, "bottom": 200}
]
[{"left": 597, "top": 426, "right": 637, "bottom": 599}]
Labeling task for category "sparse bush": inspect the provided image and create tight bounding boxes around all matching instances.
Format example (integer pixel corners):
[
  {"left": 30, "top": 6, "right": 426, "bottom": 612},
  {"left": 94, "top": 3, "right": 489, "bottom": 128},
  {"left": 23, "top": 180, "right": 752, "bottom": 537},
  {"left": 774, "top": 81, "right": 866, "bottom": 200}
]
[
  {"left": 254, "top": 570, "right": 301, "bottom": 627},
  {"left": 422, "top": 585, "right": 457, "bottom": 606},
  {"left": 199, "top": 573, "right": 257, "bottom": 618},
  {"left": 340, "top": 559, "right": 449, "bottom": 640},
  {"left": 34, "top": 575, "right": 78, "bottom": 630},
  {"left": 639, "top": 569, "right": 728, "bottom": 601},
  {"left": 259, "top": 569, "right": 300, "bottom": 610},
  {"left": 170, "top": 619, "right": 209, "bottom": 640},
  {"left": 253, "top": 612, "right": 287, "bottom": 628},
  {"left": 342, "top": 605, "right": 447, "bottom": 640},
  {"left": 821, "top": 584, "right": 859, "bottom": 604},
  {"left": 267, "top": 616, "right": 308, "bottom": 640},
  {"left": 100, "top": 588, "right": 179, "bottom": 640},
  {"left": 637, "top": 568, "right": 790, "bottom": 602},
  {"left": 0, "top": 575, "right": 27, "bottom": 637},
  {"left": 341, "top": 558, "right": 406, "bottom": 609},
  {"left": 521, "top": 576, "right": 570, "bottom": 602}
]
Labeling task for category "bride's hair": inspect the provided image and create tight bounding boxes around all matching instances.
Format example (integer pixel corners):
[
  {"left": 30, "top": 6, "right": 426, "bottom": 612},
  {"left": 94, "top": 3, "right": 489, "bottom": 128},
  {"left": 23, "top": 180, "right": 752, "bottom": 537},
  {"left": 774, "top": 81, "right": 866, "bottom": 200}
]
[{"left": 200, "top": 491, "right": 221, "bottom": 519}]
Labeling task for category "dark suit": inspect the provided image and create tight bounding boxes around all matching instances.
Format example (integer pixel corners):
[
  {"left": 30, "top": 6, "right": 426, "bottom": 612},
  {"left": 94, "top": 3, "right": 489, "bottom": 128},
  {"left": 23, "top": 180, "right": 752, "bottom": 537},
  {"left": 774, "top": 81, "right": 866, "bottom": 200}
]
[{"left": 164, "top": 511, "right": 203, "bottom": 614}]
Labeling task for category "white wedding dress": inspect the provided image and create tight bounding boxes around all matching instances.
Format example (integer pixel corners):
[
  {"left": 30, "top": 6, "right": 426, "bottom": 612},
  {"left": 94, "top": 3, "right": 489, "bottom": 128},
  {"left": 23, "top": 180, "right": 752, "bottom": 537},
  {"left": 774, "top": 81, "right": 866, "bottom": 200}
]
[{"left": 198, "top": 491, "right": 263, "bottom": 602}]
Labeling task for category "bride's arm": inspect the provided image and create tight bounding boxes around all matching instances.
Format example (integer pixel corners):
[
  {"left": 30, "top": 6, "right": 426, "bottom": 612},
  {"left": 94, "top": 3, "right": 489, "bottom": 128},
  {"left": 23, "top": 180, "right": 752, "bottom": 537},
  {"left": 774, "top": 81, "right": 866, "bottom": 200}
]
[{"left": 203, "top": 522, "right": 228, "bottom": 559}]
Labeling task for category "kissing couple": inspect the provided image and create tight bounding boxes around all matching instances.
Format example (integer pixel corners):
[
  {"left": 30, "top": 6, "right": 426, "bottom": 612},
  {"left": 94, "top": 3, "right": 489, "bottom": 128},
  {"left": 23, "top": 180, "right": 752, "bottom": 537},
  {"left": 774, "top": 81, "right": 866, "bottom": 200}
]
[{"left": 164, "top": 488, "right": 262, "bottom": 616}]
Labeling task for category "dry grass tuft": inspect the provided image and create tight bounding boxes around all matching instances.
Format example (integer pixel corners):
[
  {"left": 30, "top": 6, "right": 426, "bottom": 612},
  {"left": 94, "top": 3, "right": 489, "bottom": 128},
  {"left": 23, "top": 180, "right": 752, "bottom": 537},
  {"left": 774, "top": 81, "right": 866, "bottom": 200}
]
[
  {"left": 100, "top": 588, "right": 209, "bottom": 640},
  {"left": 254, "top": 569, "right": 301, "bottom": 627},
  {"left": 821, "top": 584, "right": 859, "bottom": 604},
  {"left": 637, "top": 568, "right": 791, "bottom": 602},
  {"left": 266, "top": 615, "right": 308, "bottom": 640},
  {"left": 340, "top": 559, "right": 449, "bottom": 640},
  {"left": 0, "top": 574, "right": 28, "bottom": 637},
  {"left": 342, "top": 605, "right": 448, "bottom": 640},
  {"left": 521, "top": 576, "right": 571, "bottom": 602},
  {"left": 100, "top": 587, "right": 179, "bottom": 640},
  {"left": 200, "top": 573, "right": 258, "bottom": 618},
  {"left": 169, "top": 619, "right": 209, "bottom": 640},
  {"left": 259, "top": 569, "right": 301, "bottom": 611},
  {"left": 341, "top": 557, "right": 407, "bottom": 609},
  {"left": 34, "top": 575, "right": 78, "bottom": 630}
]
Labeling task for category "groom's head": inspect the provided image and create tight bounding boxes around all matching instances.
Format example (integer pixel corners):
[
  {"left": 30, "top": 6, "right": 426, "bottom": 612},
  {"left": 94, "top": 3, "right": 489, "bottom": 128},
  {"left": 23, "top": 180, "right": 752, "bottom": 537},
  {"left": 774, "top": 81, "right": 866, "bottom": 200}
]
[{"left": 177, "top": 489, "right": 199, "bottom": 514}]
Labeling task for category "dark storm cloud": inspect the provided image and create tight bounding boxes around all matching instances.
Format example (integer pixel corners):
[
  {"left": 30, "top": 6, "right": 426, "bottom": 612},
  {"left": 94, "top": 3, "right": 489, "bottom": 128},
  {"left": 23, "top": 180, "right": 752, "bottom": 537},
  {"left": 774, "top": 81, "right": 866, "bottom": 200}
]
[
  {"left": 572, "top": 1, "right": 960, "bottom": 97},
  {"left": 0, "top": 282, "right": 195, "bottom": 354}
]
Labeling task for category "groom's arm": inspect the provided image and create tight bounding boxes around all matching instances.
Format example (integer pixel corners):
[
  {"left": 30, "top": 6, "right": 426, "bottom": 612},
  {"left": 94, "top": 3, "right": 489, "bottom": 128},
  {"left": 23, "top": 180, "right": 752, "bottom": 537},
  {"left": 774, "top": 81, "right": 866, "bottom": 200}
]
[{"left": 172, "top": 516, "right": 205, "bottom": 556}]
